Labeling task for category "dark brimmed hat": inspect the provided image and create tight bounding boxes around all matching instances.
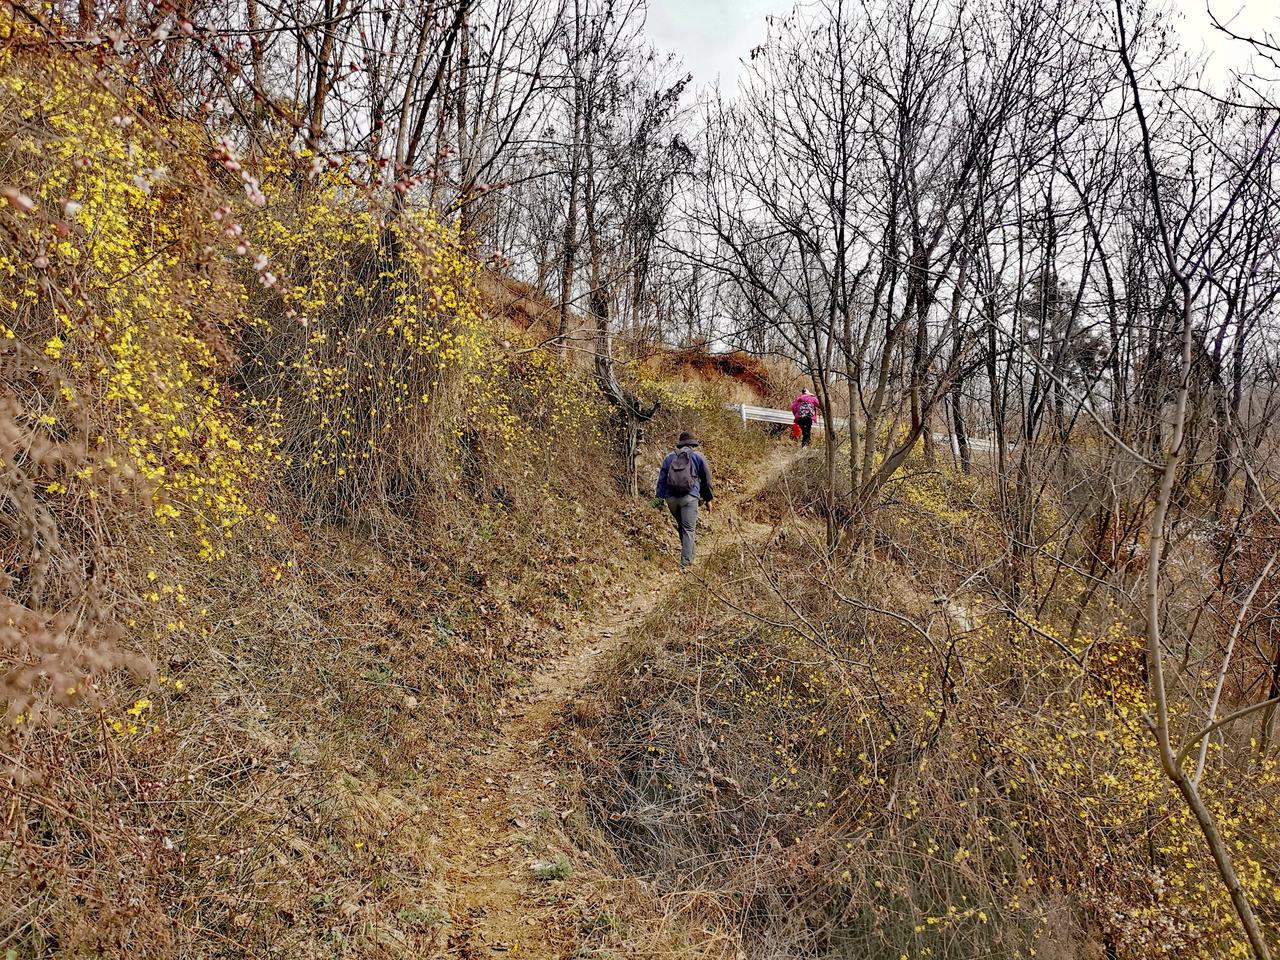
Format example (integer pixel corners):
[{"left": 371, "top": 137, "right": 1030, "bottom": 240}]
[{"left": 676, "top": 431, "right": 700, "bottom": 448}]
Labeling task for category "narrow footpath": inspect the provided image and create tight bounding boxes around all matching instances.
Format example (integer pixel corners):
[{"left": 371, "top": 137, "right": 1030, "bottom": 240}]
[{"left": 428, "top": 451, "right": 793, "bottom": 958}]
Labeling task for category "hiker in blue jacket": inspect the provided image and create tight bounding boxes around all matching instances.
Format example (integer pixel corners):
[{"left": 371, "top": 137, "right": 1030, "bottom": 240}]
[{"left": 654, "top": 431, "right": 714, "bottom": 569}]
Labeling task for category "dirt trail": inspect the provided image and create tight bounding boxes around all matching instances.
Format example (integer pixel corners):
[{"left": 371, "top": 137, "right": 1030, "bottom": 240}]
[{"left": 430, "top": 450, "right": 793, "bottom": 958}]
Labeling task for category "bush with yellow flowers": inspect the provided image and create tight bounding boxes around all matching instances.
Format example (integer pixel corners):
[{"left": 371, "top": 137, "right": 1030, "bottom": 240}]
[
  {"left": 235, "top": 172, "right": 479, "bottom": 516},
  {"left": 1, "top": 17, "right": 284, "bottom": 733},
  {"left": 0, "top": 35, "right": 280, "bottom": 548}
]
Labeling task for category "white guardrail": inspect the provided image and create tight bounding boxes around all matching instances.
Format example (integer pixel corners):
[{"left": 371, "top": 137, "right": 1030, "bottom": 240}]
[{"left": 733, "top": 403, "right": 999, "bottom": 454}]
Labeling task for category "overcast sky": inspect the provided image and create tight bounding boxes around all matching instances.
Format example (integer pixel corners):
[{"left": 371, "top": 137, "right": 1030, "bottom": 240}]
[{"left": 644, "top": 0, "right": 1279, "bottom": 91}]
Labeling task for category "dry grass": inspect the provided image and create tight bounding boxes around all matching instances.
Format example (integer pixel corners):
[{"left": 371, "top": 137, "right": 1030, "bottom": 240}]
[
  {"left": 570, "top": 451, "right": 1280, "bottom": 960},
  {"left": 651, "top": 349, "right": 780, "bottom": 404},
  {"left": 1, "top": 458, "right": 669, "bottom": 955}
]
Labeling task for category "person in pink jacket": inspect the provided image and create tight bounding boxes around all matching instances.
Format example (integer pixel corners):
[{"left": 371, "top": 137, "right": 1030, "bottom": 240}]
[{"left": 791, "top": 388, "right": 821, "bottom": 447}]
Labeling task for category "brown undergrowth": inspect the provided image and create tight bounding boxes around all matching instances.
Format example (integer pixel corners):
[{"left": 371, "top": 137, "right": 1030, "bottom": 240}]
[
  {"left": 2, "top": 402, "right": 763, "bottom": 958},
  {"left": 570, "top": 447, "right": 1280, "bottom": 960}
]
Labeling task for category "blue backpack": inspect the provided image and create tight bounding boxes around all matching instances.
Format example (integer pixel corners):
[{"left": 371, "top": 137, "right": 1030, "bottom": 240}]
[{"left": 667, "top": 450, "right": 696, "bottom": 496}]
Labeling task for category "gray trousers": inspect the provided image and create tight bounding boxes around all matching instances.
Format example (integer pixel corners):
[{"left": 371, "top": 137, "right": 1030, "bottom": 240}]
[{"left": 665, "top": 494, "right": 700, "bottom": 567}]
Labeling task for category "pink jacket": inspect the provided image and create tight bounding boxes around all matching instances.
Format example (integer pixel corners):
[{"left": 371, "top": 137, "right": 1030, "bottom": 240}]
[{"left": 791, "top": 393, "right": 821, "bottom": 421}]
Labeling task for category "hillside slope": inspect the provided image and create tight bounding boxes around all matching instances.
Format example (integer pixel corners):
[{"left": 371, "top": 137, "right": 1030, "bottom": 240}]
[
  {"left": 0, "top": 34, "right": 770, "bottom": 957},
  {"left": 570, "top": 453, "right": 1280, "bottom": 960}
]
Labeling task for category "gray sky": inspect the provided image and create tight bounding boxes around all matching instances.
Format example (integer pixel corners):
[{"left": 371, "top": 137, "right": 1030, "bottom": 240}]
[
  {"left": 644, "top": 0, "right": 787, "bottom": 90},
  {"left": 645, "top": 0, "right": 1279, "bottom": 91}
]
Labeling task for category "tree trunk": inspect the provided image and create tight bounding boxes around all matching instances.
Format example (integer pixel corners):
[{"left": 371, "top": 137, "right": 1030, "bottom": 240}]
[
  {"left": 454, "top": 13, "right": 473, "bottom": 237},
  {"left": 1258, "top": 629, "right": 1280, "bottom": 759},
  {"left": 557, "top": 3, "right": 584, "bottom": 354},
  {"left": 246, "top": 0, "right": 265, "bottom": 142},
  {"left": 951, "top": 376, "right": 971, "bottom": 474},
  {"left": 581, "top": 60, "right": 655, "bottom": 494},
  {"left": 308, "top": 0, "right": 351, "bottom": 150},
  {"left": 557, "top": 120, "right": 581, "bottom": 353},
  {"left": 393, "top": 1, "right": 436, "bottom": 173}
]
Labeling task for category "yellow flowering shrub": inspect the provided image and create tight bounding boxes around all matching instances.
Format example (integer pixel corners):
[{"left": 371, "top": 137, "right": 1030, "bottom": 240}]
[
  {"left": 0, "top": 24, "right": 280, "bottom": 562},
  {"left": 980, "top": 623, "right": 1280, "bottom": 958},
  {"left": 237, "top": 174, "right": 480, "bottom": 513},
  {"left": 631, "top": 360, "right": 724, "bottom": 412},
  {"left": 235, "top": 163, "right": 610, "bottom": 517}
]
